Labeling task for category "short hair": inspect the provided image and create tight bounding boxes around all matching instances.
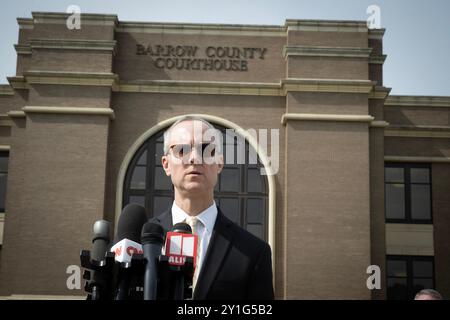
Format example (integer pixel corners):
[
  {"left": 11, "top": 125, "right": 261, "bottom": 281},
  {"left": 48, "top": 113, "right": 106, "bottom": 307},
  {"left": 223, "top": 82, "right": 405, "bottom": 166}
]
[
  {"left": 414, "top": 289, "right": 443, "bottom": 300},
  {"left": 163, "top": 116, "right": 223, "bottom": 155}
]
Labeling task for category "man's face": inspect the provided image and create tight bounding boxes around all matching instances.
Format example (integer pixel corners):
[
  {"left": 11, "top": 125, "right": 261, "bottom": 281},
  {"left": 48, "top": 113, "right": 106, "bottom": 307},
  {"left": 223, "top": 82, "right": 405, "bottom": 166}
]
[{"left": 162, "top": 120, "right": 223, "bottom": 197}]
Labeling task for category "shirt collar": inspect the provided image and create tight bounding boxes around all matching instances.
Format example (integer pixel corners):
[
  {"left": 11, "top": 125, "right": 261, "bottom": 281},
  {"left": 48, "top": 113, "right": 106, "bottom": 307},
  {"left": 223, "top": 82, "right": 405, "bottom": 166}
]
[{"left": 171, "top": 201, "right": 218, "bottom": 233}]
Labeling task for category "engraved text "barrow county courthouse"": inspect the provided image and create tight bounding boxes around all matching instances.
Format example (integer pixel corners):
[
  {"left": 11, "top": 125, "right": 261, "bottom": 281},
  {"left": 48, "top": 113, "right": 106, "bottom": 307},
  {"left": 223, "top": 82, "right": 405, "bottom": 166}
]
[{"left": 136, "top": 44, "right": 267, "bottom": 71}]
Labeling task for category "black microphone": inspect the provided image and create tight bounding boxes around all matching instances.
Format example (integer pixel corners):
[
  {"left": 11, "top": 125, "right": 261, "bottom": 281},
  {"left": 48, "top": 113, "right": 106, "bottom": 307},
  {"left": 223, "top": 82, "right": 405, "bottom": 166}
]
[
  {"left": 87, "top": 219, "right": 111, "bottom": 300},
  {"left": 91, "top": 220, "right": 111, "bottom": 262},
  {"left": 114, "top": 204, "right": 148, "bottom": 300},
  {"left": 141, "top": 222, "right": 165, "bottom": 300},
  {"left": 172, "top": 222, "right": 192, "bottom": 234},
  {"left": 115, "top": 204, "right": 148, "bottom": 243},
  {"left": 167, "top": 222, "right": 194, "bottom": 300}
]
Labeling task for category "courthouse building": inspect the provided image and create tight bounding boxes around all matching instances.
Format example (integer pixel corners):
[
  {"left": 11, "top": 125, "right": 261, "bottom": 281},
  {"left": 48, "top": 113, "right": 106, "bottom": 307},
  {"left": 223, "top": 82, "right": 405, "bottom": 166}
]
[{"left": 0, "top": 12, "right": 449, "bottom": 299}]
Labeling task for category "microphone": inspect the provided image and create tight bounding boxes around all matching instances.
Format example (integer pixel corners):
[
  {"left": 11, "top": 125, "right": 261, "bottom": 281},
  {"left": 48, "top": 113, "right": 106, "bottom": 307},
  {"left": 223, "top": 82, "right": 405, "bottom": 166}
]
[
  {"left": 85, "top": 219, "right": 111, "bottom": 300},
  {"left": 164, "top": 222, "right": 197, "bottom": 299},
  {"left": 91, "top": 220, "right": 111, "bottom": 262},
  {"left": 112, "top": 203, "right": 148, "bottom": 300},
  {"left": 165, "top": 223, "right": 198, "bottom": 268},
  {"left": 141, "top": 222, "right": 165, "bottom": 300}
]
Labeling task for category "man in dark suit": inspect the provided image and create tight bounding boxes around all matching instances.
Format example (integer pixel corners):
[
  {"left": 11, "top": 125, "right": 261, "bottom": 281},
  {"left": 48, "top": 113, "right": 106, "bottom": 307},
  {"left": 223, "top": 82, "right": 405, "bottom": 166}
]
[{"left": 150, "top": 116, "right": 274, "bottom": 300}]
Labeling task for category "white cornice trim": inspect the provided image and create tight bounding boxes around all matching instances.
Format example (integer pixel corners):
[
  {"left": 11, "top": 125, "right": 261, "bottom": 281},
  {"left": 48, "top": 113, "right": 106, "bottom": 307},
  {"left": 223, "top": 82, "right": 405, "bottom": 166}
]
[
  {"left": 116, "top": 21, "right": 285, "bottom": 36},
  {"left": 0, "top": 145, "right": 10, "bottom": 151},
  {"left": 7, "top": 111, "right": 26, "bottom": 118},
  {"left": 31, "top": 12, "right": 118, "bottom": 26},
  {"left": 17, "top": 18, "right": 34, "bottom": 29},
  {"left": 22, "top": 106, "right": 115, "bottom": 120},
  {"left": 281, "top": 113, "right": 374, "bottom": 125},
  {"left": 370, "top": 121, "right": 389, "bottom": 128},
  {"left": 368, "top": 29, "right": 386, "bottom": 40},
  {"left": 369, "top": 54, "right": 387, "bottom": 64},
  {"left": 285, "top": 19, "right": 368, "bottom": 32}
]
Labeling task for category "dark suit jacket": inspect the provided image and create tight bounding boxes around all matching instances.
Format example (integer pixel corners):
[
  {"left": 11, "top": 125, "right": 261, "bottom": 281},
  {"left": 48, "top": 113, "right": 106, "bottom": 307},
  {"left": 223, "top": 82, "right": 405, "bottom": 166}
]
[{"left": 150, "top": 206, "right": 274, "bottom": 300}]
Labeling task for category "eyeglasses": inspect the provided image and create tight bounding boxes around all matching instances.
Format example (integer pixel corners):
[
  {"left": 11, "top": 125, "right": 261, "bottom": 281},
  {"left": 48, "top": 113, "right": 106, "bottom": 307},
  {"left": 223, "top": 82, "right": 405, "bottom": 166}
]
[{"left": 167, "top": 143, "right": 217, "bottom": 160}]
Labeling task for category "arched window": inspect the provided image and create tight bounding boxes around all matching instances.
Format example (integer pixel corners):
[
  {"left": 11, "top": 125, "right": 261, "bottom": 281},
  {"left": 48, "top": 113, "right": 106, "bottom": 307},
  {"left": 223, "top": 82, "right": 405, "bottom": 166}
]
[{"left": 123, "top": 125, "right": 269, "bottom": 240}]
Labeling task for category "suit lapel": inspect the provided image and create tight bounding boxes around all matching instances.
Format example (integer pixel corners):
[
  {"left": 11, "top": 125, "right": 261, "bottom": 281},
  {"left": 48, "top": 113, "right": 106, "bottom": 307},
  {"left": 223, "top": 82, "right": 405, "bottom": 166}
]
[
  {"left": 194, "top": 209, "right": 234, "bottom": 299},
  {"left": 154, "top": 209, "right": 173, "bottom": 232}
]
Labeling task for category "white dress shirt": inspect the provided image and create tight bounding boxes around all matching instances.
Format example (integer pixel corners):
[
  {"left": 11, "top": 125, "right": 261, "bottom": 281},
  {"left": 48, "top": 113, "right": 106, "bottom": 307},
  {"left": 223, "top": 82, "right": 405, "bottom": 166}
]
[{"left": 171, "top": 201, "right": 218, "bottom": 276}]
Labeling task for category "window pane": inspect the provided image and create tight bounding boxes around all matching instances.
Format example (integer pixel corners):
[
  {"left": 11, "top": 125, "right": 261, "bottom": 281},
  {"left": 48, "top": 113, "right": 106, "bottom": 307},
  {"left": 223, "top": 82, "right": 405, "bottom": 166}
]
[
  {"left": 410, "top": 185, "right": 431, "bottom": 220},
  {"left": 410, "top": 168, "right": 430, "bottom": 183},
  {"left": 137, "top": 150, "right": 147, "bottom": 165},
  {"left": 0, "top": 173, "right": 6, "bottom": 211},
  {"left": 220, "top": 198, "right": 239, "bottom": 223},
  {"left": 155, "top": 143, "right": 164, "bottom": 162},
  {"left": 128, "top": 195, "right": 145, "bottom": 208},
  {"left": 153, "top": 196, "right": 173, "bottom": 216},
  {"left": 387, "top": 260, "right": 407, "bottom": 277},
  {"left": 220, "top": 168, "right": 240, "bottom": 192},
  {"left": 247, "top": 168, "right": 263, "bottom": 193},
  {"left": 247, "top": 224, "right": 262, "bottom": 239},
  {"left": 386, "top": 184, "right": 405, "bottom": 219},
  {"left": 387, "top": 278, "right": 408, "bottom": 300},
  {"left": 154, "top": 166, "right": 172, "bottom": 190},
  {"left": 385, "top": 167, "right": 404, "bottom": 183},
  {"left": 247, "top": 198, "right": 263, "bottom": 224},
  {"left": 413, "top": 260, "right": 433, "bottom": 278},
  {"left": 413, "top": 279, "right": 434, "bottom": 297},
  {"left": 130, "top": 166, "right": 146, "bottom": 190},
  {"left": 0, "top": 156, "right": 9, "bottom": 172}
]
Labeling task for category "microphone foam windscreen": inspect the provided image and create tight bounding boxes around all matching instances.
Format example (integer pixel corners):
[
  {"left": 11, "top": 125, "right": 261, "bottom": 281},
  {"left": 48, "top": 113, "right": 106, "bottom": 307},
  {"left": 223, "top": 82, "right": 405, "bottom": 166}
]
[
  {"left": 141, "top": 222, "right": 165, "bottom": 244},
  {"left": 116, "top": 203, "right": 148, "bottom": 243},
  {"left": 172, "top": 222, "right": 192, "bottom": 234}
]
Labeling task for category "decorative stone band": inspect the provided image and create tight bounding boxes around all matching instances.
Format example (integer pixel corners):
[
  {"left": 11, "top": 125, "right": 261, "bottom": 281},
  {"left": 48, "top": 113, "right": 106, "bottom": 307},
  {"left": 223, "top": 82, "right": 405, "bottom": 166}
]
[
  {"left": 6, "top": 72, "right": 382, "bottom": 97},
  {"left": 385, "top": 95, "right": 450, "bottom": 108},
  {"left": 281, "top": 113, "right": 375, "bottom": 125},
  {"left": 114, "top": 80, "right": 282, "bottom": 96},
  {"left": 370, "top": 121, "right": 390, "bottom": 128},
  {"left": 369, "top": 86, "right": 391, "bottom": 99},
  {"left": 6, "top": 111, "right": 26, "bottom": 118},
  {"left": 16, "top": 39, "right": 118, "bottom": 53},
  {"left": 21, "top": 106, "right": 115, "bottom": 120},
  {"left": 0, "top": 85, "right": 14, "bottom": 96},
  {"left": 14, "top": 44, "right": 32, "bottom": 55},
  {"left": 22, "top": 71, "right": 118, "bottom": 87},
  {"left": 385, "top": 125, "right": 450, "bottom": 138},
  {"left": 385, "top": 156, "right": 450, "bottom": 163},
  {"left": 281, "top": 78, "right": 376, "bottom": 95},
  {"left": 282, "top": 46, "right": 372, "bottom": 59}
]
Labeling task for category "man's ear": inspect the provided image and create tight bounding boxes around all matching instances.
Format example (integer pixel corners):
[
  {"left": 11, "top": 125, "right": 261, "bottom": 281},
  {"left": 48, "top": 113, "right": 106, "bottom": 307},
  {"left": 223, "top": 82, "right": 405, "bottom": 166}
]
[
  {"left": 217, "top": 154, "right": 224, "bottom": 174},
  {"left": 162, "top": 155, "right": 171, "bottom": 176}
]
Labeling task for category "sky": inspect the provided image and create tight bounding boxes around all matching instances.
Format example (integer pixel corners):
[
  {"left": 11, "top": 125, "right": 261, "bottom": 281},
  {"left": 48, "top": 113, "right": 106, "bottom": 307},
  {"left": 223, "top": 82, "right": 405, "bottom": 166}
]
[{"left": 0, "top": 0, "right": 449, "bottom": 96}]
